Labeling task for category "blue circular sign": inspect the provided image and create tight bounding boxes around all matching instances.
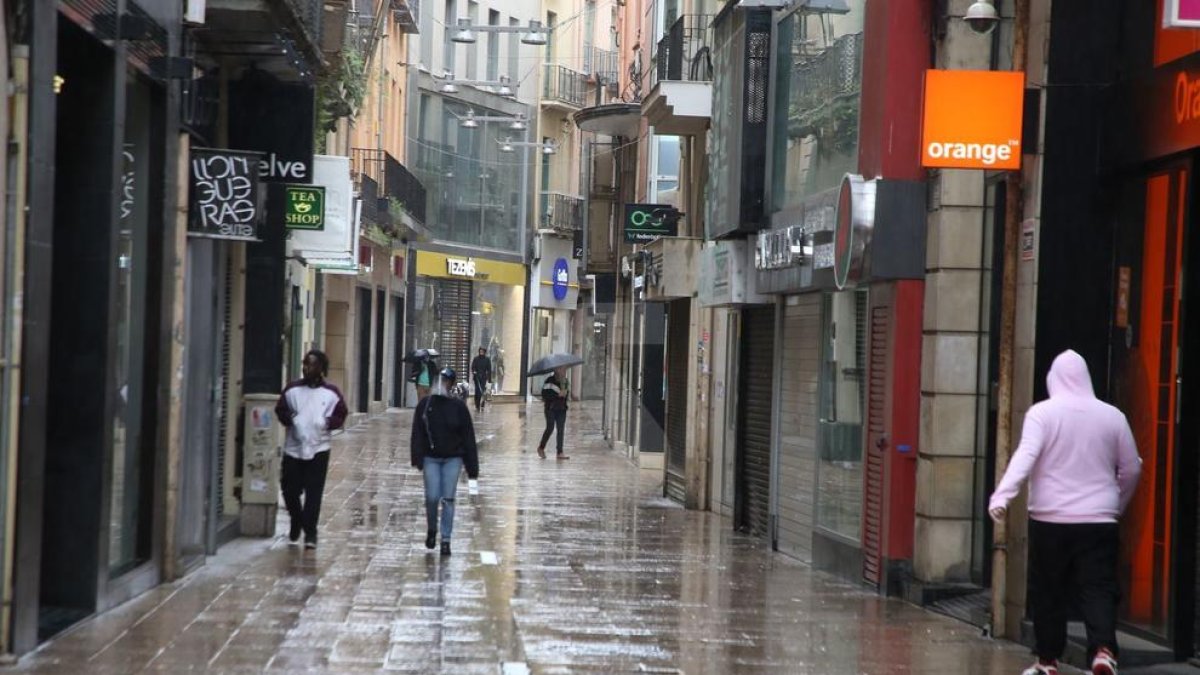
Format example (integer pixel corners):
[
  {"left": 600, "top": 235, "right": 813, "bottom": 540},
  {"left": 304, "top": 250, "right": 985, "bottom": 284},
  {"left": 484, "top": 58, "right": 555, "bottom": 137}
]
[{"left": 552, "top": 257, "right": 570, "bottom": 301}]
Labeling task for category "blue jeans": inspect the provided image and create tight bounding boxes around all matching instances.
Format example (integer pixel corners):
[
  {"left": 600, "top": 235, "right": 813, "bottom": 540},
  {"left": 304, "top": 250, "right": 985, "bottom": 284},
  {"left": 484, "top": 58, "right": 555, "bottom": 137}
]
[{"left": 423, "top": 456, "right": 463, "bottom": 539}]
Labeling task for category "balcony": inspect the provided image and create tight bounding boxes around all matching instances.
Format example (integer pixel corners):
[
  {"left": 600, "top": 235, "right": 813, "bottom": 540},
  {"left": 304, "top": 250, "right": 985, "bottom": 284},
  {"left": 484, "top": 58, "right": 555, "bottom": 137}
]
[
  {"left": 200, "top": 0, "right": 329, "bottom": 77},
  {"left": 540, "top": 192, "right": 584, "bottom": 233},
  {"left": 351, "top": 148, "right": 428, "bottom": 230},
  {"left": 542, "top": 64, "right": 588, "bottom": 111},
  {"left": 583, "top": 47, "right": 619, "bottom": 94},
  {"left": 642, "top": 14, "right": 714, "bottom": 136},
  {"left": 391, "top": 0, "right": 419, "bottom": 34}
]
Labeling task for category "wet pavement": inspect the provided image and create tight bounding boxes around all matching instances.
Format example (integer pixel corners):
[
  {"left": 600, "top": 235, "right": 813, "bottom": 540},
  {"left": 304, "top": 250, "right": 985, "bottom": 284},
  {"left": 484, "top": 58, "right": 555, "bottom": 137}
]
[{"left": 15, "top": 402, "right": 1069, "bottom": 674}]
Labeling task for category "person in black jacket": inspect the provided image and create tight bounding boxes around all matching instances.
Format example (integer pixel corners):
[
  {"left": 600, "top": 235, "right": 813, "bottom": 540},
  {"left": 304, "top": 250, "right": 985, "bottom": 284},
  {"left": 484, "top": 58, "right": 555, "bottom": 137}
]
[
  {"left": 470, "top": 347, "right": 492, "bottom": 412},
  {"left": 411, "top": 367, "right": 479, "bottom": 556},
  {"left": 536, "top": 367, "right": 570, "bottom": 460}
]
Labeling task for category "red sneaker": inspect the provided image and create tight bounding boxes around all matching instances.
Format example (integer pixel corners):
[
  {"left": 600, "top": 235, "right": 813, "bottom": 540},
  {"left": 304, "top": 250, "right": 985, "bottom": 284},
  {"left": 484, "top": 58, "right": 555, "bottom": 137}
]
[{"left": 1092, "top": 647, "right": 1117, "bottom": 675}]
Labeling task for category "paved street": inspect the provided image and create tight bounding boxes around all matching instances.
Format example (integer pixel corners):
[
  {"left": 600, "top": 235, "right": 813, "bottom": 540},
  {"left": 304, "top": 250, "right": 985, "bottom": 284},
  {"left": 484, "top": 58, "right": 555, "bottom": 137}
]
[{"left": 15, "top": 402, "right": 1051, "bottom": 674}]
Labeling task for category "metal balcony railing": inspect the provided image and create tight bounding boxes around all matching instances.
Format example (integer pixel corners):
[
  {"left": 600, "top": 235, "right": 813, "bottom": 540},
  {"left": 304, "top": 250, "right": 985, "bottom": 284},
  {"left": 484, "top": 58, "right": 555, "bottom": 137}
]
[
  {"left": 652, "top": 14, "right": 715, "bottom": 88},
  {"left": 541, "top": 192, "right": 584, "bottom": 232},
  {"left": 392, "top": 0, "right": 420, "bottom": 33},
  {"left": 543, "top": 64, "right": 588, "bottom": 109},
  {"left": 583, "top": 47, "right": 618, "bottom": 85},
  {"left": 351, "top": 149, "right": 428, "bottom": 225}
]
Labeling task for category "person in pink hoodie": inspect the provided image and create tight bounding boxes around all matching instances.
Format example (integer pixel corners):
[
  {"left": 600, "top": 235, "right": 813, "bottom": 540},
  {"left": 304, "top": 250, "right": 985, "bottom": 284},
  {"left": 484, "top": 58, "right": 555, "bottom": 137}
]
[{"left": 989, "top": 350, "right": 1141, "bottom": 675}]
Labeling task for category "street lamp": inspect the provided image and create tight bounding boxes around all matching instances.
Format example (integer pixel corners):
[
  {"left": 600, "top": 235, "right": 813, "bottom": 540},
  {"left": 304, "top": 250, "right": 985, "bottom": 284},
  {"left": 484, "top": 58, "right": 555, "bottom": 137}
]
[
  {"left": 499, "top": 139, "right": 556, "bottom": 155},
  {"left": 452, "top": 110, "right": 529, "bottom": 131},
  {"left": 451, "top": 18, "right": 477, "bottom": 44},
  {"left": 435, "top": 73, "right": 517, "bottom": 98},
  {"left": 443, "top": 18, "right": 551, "bottom": 47}
]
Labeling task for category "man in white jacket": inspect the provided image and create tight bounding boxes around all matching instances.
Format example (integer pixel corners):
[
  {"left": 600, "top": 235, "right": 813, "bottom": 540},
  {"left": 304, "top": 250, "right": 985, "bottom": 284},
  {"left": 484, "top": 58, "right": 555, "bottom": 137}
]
[{"left": 275, "top": 350, "right": 348, "bottom": 549}]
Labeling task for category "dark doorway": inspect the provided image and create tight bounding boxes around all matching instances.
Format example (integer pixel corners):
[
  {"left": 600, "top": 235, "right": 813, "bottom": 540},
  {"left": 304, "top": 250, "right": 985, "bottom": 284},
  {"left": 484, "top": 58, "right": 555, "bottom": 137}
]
[
  {"left": 357, "top": 287, "right": 371, "bottom": 413},
  {"left": 39, "top": 17, "right": 117, "bottom": 640},
  {"left": 392, "top": 296, "right": 405, "bottom": 406},
  {"left": 374, "top": 289, "right": 385, "bottom": 402},
  {"left": 639, "top": 302, "right": 666, "bottom": 453}
]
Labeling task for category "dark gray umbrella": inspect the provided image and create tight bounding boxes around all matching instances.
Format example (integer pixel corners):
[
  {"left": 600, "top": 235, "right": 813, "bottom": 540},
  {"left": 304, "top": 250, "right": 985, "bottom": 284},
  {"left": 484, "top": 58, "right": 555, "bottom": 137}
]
[
  {"left": 526, "top": 353, "right": 584, "bottom": 377},
  {"left": 403, "top": 348, "right": 440, "bottom": 363}
]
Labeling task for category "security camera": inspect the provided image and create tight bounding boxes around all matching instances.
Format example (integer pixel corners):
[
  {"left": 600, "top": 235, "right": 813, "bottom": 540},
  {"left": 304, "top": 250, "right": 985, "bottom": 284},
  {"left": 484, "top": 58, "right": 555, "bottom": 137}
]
[{"left": 964, "top": 1, "right": 999, "bottom": 35}]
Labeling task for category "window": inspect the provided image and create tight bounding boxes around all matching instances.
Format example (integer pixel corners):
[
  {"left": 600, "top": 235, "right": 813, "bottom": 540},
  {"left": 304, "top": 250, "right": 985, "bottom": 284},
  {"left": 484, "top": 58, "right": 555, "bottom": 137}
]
[
  {"left": 443, "top": 0, "right": 457, "bottom": 75},
  {"left": 816, "top": 289, "right": 868, "bottom": 541},
  {"left": 487, "top": 10, "right": 500, "bottom": 82},
  {"left": 546, "top": 11, "right": 557, "bottom": 63},
  {"left": 509, "top": 17, "right": 520, "bottom": 81},
  {"left": 467, "top": 1, "right": 479, "bottom": 80},
  {"left": 650, "top": 135, "right": 680, "bottom": 202},
  {"left": 770, "top": 5, "right": 865, "bottom": 211},
  {"left": 583, "top": 1, "right": 595, "bottom": 74}
]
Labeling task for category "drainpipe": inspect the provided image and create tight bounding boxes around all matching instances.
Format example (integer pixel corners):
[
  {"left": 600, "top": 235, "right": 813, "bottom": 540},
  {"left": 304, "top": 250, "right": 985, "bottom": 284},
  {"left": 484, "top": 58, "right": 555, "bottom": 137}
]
[{"left": 991, "top": 0, "right": 1029, "bottom": 641}]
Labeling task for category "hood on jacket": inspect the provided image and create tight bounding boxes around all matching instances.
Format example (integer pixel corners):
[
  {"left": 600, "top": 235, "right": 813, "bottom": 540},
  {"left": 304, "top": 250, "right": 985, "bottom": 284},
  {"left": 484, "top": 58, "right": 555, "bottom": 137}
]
[{"left": 1046, "top": 349, "right": 1096, "bottom": 399}]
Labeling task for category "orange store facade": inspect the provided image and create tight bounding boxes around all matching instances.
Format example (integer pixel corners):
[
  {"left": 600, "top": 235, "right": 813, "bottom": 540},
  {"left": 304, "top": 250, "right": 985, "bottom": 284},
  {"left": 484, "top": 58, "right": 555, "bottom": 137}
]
[{"left": 1037, "top": 1, "right": 1200, "bottom": 658}]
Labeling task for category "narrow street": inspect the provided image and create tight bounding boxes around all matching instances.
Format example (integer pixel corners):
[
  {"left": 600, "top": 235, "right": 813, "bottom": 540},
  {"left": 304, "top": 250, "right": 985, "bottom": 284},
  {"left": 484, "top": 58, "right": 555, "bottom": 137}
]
[{"left": 16, "top": 403, "right": 1042, "bottom": 674}]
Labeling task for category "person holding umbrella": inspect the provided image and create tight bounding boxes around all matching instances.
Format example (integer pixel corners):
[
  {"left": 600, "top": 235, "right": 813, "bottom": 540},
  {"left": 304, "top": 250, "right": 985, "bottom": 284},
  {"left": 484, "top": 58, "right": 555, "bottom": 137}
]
[
  {"left": 528, "top": 353, "right": 583, "bottom": 460},
  {"left": 406, "top": 348, "right": 440, "bottom": 401}
]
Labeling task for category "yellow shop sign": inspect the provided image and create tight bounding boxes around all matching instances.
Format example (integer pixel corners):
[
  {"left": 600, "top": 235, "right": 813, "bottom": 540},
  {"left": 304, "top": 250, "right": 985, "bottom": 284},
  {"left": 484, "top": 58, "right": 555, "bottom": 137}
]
[{"left": 415, "top": 251, "right": 526, "bottom": 286}]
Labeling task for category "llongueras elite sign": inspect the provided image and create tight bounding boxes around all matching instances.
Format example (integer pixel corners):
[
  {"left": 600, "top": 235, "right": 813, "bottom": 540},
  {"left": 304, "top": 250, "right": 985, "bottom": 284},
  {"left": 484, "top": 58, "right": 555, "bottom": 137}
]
[
  {"left": 921, "top": 69, "right": 1024, "bottom": 171},
  {"left": 624, "top": 203, "right": 678, "bottom": 243},
  {"left": 284, "top": 185, "right": 325, "bottom": 230}
]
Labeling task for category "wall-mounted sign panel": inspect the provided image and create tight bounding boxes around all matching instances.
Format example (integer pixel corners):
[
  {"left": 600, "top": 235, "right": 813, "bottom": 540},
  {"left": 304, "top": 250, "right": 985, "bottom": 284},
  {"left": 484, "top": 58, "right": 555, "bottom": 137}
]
[
  {"left": 188, "top": 147, "right": 264, "bottom": 240},
  {"left": 1165, "top": 0, "right": 1200, "bottom": 28},
  {"left": 921, "top": 69, "right": 1024, "bottom": 170},
  {"left": 624, "top": 203, "right": 678, "bottom": 243}
]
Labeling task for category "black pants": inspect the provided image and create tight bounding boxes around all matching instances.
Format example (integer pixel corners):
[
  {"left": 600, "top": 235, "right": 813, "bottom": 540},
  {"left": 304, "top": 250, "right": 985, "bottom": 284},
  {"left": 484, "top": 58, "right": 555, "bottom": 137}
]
[
  {"left": 539, "top": 406, "right": 567, "bottom": 454},
  {"left": 1028, "top": 519, "right": 1120, "bottom": 662},
  {"left": 281, "top": 452, "right": 330, "bottom": 542},
  {"left": 474, "top": 376, "right": 487, "bottom": 410}
]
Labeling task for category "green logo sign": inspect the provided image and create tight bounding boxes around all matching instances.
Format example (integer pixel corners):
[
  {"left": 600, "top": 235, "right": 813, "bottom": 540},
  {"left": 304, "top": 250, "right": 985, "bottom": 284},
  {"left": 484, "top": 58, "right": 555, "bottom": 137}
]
[
  {"left": 285, "top": 185, "right": 325, "bottom": 230},
  {"left": 624, "top": 203, "right": 677, "bottom": 243}
]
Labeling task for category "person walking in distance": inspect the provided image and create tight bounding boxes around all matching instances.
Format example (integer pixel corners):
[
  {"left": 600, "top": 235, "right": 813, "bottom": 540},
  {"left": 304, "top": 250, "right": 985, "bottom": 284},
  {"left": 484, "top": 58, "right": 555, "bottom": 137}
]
[
  {"left": 411, "top": 368, "right": 479, "bottom": 556},
  {"left": 536, "top": 366, "right": 570, "bottom": 460},
  {"left": 470, "top": 347, "right": 492, "bottom": 413},
  {"left": 275, "top": 350, "right": 349, "bottom": 550},
  {"left": 989, "top": 350, "right": 1141, "bottom": 675}
]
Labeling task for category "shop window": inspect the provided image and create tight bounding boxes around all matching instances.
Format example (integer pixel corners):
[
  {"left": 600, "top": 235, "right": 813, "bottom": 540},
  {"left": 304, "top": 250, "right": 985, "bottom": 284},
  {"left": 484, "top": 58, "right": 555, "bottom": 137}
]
[
  {"left": 770, "top": 2, "right": 865, "bottom": 211},
  {"left": 816, "top": 288, "right": 868, "bottom": 540}
]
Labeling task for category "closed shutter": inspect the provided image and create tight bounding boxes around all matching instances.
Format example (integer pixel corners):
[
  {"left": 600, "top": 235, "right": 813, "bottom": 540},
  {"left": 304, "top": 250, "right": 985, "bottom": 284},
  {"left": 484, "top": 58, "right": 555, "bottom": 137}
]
[
  {"left": 862, "top": 303, "right": 890, "bottom": 587},
  {"left": 216, "top": 252, "right": 232, "bottom": 522},
  {"left": 776, "top": 295, "right": 820, "bottom": 561},
  {"left": 665, "top": 300, "right": 691, "bottom": 503},
  {"left": 737, "top": 306, "right": 775, "bottom": 537},
  {"left": 437, "top": 279, "right": 473, "bottom": 376}
]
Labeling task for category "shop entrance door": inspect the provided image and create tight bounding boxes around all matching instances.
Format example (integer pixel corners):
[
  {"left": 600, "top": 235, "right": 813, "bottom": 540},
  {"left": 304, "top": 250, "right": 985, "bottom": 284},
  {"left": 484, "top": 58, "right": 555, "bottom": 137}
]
[{"left": 1112, "top": 164, "right": 1194, "bottom": 649}]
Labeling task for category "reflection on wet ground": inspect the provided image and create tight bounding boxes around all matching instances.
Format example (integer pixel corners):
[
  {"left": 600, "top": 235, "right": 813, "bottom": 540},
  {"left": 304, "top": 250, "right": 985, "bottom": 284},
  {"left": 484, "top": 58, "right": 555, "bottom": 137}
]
[{"left": 15, "top": 403, "right": 1051, "bottom": 673}]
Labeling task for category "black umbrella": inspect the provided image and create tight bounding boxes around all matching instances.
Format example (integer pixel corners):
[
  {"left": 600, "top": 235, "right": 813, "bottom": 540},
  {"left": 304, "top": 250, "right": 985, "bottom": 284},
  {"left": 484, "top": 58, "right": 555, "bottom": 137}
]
[
  {"left": 403, "top": 348, "right": 440, "bottom": 363},
  {"left": 526, "top": 353, "right": 584, "bottom": 377}
]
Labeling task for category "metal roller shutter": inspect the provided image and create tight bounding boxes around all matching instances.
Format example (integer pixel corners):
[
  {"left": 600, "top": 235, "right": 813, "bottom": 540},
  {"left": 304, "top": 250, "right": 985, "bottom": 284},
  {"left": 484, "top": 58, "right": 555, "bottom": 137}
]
[
  {"left": 665, "top": 300, "right": 690, "bottom": 503},
  {"left": 436, "top": 279, "right": 473, "bottom": 376},
  {"left": 737, "top": 306, "right": 775, "bottom": 537},
  {"left": 775, "top": 295, "right": 820, "bottom": 561},
  {"left": 862, "top": 304, "right": 889, "bottom": 587}
]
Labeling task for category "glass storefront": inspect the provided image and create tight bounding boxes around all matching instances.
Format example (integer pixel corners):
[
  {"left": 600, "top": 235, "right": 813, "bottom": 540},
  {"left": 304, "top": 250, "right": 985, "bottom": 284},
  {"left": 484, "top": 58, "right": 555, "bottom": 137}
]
[
  {"left": 109, "top": 75, "right": 155, "bottom": 576},
  {"left": 410, "top": 95, "right": 529, "bottom": 253},
  {"left": 408, "top": 252, "right": 526, "bottom": 396},
  {"left": 816, "top": 289, "right": 868, "bottom": 540},
  {"left": 770, "top": 2, "right": 866, "bottom": 211}
]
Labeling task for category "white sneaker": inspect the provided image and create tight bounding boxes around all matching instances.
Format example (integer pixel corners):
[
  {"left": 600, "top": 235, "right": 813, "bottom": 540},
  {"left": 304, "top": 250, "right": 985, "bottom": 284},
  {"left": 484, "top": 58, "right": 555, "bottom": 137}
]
[
  {"left": 1092, "top": 648, "right": 1117, "bottom": 675},
  {"left": 1022, "top": 661, "right": 1058, "bottom": 675}
]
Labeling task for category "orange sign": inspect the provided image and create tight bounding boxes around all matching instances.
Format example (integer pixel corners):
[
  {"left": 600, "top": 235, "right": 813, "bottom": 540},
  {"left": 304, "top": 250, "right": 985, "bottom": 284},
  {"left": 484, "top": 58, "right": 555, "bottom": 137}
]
[{"left": 921, "top": 69, "right": 1024, "bottom": 170}]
